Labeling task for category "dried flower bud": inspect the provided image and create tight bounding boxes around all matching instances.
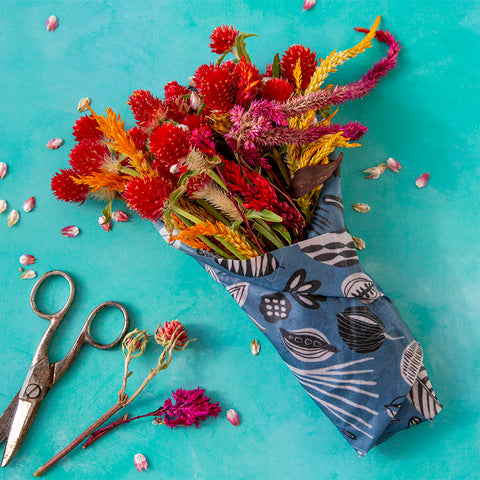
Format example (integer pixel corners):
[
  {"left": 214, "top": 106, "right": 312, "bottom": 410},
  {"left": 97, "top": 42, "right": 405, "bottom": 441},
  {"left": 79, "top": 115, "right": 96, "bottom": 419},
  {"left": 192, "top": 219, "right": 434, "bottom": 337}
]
[
  {"left": 19, "top": 254, "right": 37, "bottom": 265},
  {"left": 122, "top": 328, "right": 150, "bottom": 358},
  {"left": 23, "top": 196, "right": 36, "bottom": 212},
  {"left": 386, "top": 157, "right": 402, "bottom": 172},
  {"left": 77, "top": 97, "right": 90, "bottom": 112},
  {"left": 363, "top": 163, "right": 387, "bottom": 179},
  {"left": 112, "top": 210, "right": 129, "bottom": 222},
  {"left": 415, "top": 172, "right": 430, "bottom": 188},
  {"left": 98, "top": 216, "right": 112, "bottom": 231},
  {"left": 0, "top": 162, "right": 7, "bottom": 180},
  {"left": 133, "top": 453, "right": 148, "bottom": 472},
  {"left": 251, "top": 339, "right": 260, "bottom": 355},
  {"left": 303, "top": 0, "right": 316, "bottom": 11},
  {"left": 155, "top": 319, "right": 189, "bottom": 349},
  {"left": 20, "top": 270, "right": 36, "bottom": 280},
  {"left": 7, "top": 210, "right": 19, "bottom": 227},
  {"left": 226, "top": 409, "right": 240, "bottom": 427},
  {"left": 46, "top": 138, "right": 64, "bottom": 150},
  {"left": 353, "top": 203, "right": 370, "bottom": 213},
  {"left": 60, "top": 225, "right": 80, "bottom": 237},
  {"left": 0, "top": 199, "right": 7, "bottom": 214},
  {"left": 352, "top": 236, "right": 366, "bottom": 250},
  {"left": 189, "top": 91, "right": 202, "bottom": 110},
  {"left": 46, "top": 15, "right": 58, "bottom": 32}
]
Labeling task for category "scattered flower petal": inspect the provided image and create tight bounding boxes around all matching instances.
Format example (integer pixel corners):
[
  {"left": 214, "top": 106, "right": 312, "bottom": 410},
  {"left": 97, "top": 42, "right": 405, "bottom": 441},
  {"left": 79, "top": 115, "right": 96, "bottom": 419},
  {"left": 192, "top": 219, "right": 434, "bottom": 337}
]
[
  {"left": 386, "top": 157, "right": 402, "bottom": 172},
  {"left": 363, "top": 163, "right": 387, "bottom": 179},
  {"left": 303, "top": 0, "right": 316, "bottom": 11},
  {"left": 60, "top": 225, "right": 80, "bottom": 237},
  {"left": 19, "top": 267, "right": 23, "bottom": 272},
  {"left": 133, "top": 453, "right": 148, "bottom": 473},
  {"left": 112, "top": 210, "right": 129, "bottom": 222},
  {"left": 20, "top": 270, "right": 36, "bottom": 280},
  {"left": 226, "top": 408, "right": 240, "bottom": 427},
  {"left": 19, "top": 254, "right": 37, "bottom": 265},
  {"left": 23, "top": 196, "right": 36, "bottom": 212},
  {"left": 353, "top": 203, "right": 370, "bottom": 213},
  {"left": 251, "top": 339, "right": 260, "bottom": 355},
  {"left": 98, "top": 215, "right": 112, "bottom": 231},
  {"left": 0, "top": 199, "right": 6, "bottom": 214},
  {"left": 46, "top": 15, "right": 58, "bottom": 32},
  {"left": 46, "top": 138, "right": 64, "bottom": 150},
  {"left": 0, "top": 162, "right": 7, "bottom": 179},
  {"left": 7, "top": 210, "right": 19, "bottom": 227},
  {"left": 415, "top": 172, "right": 430, "bottom": 188},
  {"left": 77, "top": 97, "right": 90, "bottom": 112},
  {"left": 352, "top": 236, "right": 366, "bottom": 250}
]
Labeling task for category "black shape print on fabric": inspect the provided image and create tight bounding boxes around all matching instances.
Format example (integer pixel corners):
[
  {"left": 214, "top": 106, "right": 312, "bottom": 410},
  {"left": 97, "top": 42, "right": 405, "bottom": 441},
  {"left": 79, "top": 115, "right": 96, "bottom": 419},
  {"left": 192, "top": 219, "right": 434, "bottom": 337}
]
[
  {"left": 259, "top": 293, "right": 291, "bottom": 323},
  {"left": 407, "top": 366, "right": 443, "bottom": 420},
  {"left": 301, "top": 229, "right": 359, "bottom": 268},
  {"left": 280, "top": 327, "right": 339, "bottom": 362},
  {"left": 384, "top": 396, "right": 406, "bottom": 423},
  {"left": 322, "top": 194, "right": 344, "bottom": 212},
  {"left": 283, "top": 269, "right": 326, "bottom": 309},
  {"left": 216, "top": 253, "right": 279, "bottom": 277},
  {"left": 336, "top": 306, "right": 404, "bottom": 354}
]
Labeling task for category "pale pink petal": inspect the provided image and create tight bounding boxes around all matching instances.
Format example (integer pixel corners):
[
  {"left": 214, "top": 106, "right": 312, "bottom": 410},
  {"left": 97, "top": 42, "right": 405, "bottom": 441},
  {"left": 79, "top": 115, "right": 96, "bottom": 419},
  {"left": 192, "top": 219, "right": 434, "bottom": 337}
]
[
  {"left": 23, "top": 196, "right": 36, "bottom": 212},
  {"left": 134, "top": 453, "right": 148, "bottom": 472},
  {"left": 415, "top": 172, "right": 430, "bottom": 188},
  {"left": 303, "top": 0, "right": 316, "bottom": 10},
  {"left": 0, "top": 162, "right": 7, "bottom": 180},
  {"left": 19, "top": 254, "right": 37, "bottom": 265},
  {"left": 46, "top": 138, "right": 64, "bottom": 150},
  {"left": 60, "top": 225, "right": 80, "bottom": 237},
  {"left": 386, "top": 157, "right": 402, "bottom": 173},
  {"left": 46, "top": 15, "right": 58, "bottom": 32},
  {"left": 226, "top": 408, "right": 240, "bottom": 427},
  {"left": 112, "top": 210, "right": 129, "bottom": 222}
]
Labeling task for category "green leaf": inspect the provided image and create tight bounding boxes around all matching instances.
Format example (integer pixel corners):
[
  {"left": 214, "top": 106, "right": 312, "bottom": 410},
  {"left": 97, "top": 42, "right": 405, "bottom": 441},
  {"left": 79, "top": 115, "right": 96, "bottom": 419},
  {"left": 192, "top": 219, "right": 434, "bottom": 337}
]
[
  {"left": 196, "top": 102, "right": 206, "bottom": 115},
  {"left": 216, "top": 51, "right": 230, "bottom": 65},
  {"left": 101, "top": 199, "right": 113, "bottom": 224},
  {"left": 117, "top": 166, "right": 140, "bottom": 177},
  {"left": 178, "top": 170, "right": 197, "bottom": 186},
  {"left": 168, "top": 186, "right": 186, "bottom": 207},
  {"left": 246, "top": 209, "right": 283, "bottom": 223},
  {"left": 271, "top": 224, "right": 292, "bottom": 244},
  {"left": 232, "top": 220, "right": 243, "bottom": 231},
  {"left": 272, "top": 53, "right": 281, "bottom": 78},
  {"left": 235, "top": 35, "right": 251, "bottom": 63}
]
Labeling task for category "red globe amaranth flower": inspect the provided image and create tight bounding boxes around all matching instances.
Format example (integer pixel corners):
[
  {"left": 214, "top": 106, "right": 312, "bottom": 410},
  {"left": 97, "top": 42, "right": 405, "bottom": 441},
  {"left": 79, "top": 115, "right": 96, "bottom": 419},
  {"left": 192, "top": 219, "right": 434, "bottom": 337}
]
[
  {"left": 164, "top": 96, "right": 190, "bottom": 124},
  {"left": 128, "top": 126, "right": 149, "bottom": 152},
  {"left": 51, "top": 168, "right": 89, "bottom": 204},
  {"left": 261, "top": 78, "right": 294, "bottom": 102},
  {"left": 149, "top": 123, "right": 191, "bottom": 169},
  {"left": 280, "top": 45, "right": 318, "bottom": 91},
  {"left": 234, "top": 56, "right": 262, "bottom": 107},
  {"left": 164, "top": 81, "right": 189, "bottom": 99},
  {"left": 128, "top": 90, "right": 166, "bottom": 132},
  {"left": 209, "top": 25, "right": 239, "bottom": 54},
  {"left": 155, "top": 320, "right": 189, "bottom": 348},
  {"left": 181, "top": 113, "right": 210, "bottom": 131},
  {"left": 193, "top": 64, "right": 237, "bottom": 113},
  {"left": 263, "top": 63, "right": 273, "bottom": 78},
  {"left": 123, "top": 175, "right": 172, "bottom": 221},
  {"left": 69, "top": 140, "right": 110, "bottom": 175},
  {"left": 72, "top": 115, "right": 104, "bottom": 143}
]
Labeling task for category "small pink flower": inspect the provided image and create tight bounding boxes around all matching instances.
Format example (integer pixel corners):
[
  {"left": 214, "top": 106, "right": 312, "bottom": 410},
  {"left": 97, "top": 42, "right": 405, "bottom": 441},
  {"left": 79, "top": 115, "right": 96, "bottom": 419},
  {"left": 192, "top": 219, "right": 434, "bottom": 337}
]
[
  {"left": 46, "top": 15, "right": 58, "bottom": 32},
  {"left": 60, "top": 225, "right": 80, "bottom": 237},
  {"left": 98, "top": 215, "right": 112, "bottom": 231},
  {"left": 46, "top": 138, "right": 63, "bottom": 150},
  {"left": 19, "top": 254, "right": 37, "bottom": 265},
  {"left": 415, "top": 172, "right": 430, "bottom": 188},
  {"left": 303, "top": 0, "right": 316, "bottom": 10},
  {"left": 226, "top": 409, "right": 240, "bottom": 427},
  {"left": 23, "top": 196, "right": 36, "bottom": 212},
  {"left": 133, "top": 453, "right": 148, "bottom": 472},
  {"left": 387, "top": 157, "right": 402, "bottom": 173},
  {"left": 112, "top": 210, "right": 129, "bottom": 222}
]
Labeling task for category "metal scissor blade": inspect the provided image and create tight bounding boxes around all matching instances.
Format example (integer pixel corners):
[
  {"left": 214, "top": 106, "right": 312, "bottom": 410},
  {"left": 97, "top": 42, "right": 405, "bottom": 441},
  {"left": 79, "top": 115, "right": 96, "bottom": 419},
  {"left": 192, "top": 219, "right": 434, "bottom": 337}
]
[
  {"left": 1, "top": 399, "right": 36, "bottom": 467},
  {"left": 0, "top": 391, "right": 20, "bottom": 445}
]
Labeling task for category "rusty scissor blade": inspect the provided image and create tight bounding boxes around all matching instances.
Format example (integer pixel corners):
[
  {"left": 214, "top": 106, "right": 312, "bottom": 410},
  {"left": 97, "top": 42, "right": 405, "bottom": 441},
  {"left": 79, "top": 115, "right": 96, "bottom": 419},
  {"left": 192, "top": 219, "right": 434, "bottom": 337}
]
[{"left": 0, "top": 391, "right": 20, "bottom": 445}]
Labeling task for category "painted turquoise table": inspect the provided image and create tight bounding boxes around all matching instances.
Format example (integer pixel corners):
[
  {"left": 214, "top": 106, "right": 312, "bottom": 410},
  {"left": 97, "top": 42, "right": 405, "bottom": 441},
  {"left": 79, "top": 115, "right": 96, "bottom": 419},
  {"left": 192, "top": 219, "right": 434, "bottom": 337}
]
[{"left": 1, "top": 1, "right": 479, "bottom": 479}]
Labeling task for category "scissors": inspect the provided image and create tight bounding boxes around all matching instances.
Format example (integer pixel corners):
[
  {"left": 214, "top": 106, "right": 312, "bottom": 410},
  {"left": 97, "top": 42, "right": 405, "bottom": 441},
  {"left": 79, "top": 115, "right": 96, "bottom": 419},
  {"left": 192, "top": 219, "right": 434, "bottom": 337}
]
[{"left": 0, "top": 270, "right": 130, "bottom": 467}]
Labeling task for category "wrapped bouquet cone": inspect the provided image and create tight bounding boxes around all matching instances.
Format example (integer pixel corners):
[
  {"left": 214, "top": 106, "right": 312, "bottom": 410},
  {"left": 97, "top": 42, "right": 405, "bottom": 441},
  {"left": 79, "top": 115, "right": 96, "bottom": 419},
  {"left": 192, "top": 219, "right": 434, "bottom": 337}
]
[{"left": 156, "top": 162, "right": 442, "bottom": 457}]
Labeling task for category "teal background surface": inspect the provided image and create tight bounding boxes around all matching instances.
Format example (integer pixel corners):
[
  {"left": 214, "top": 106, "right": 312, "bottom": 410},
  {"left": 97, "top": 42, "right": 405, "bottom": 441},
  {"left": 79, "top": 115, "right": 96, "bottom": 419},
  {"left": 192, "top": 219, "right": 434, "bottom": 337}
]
[{"left": 1, "top": 1, "right": 479, "bottom": 479}]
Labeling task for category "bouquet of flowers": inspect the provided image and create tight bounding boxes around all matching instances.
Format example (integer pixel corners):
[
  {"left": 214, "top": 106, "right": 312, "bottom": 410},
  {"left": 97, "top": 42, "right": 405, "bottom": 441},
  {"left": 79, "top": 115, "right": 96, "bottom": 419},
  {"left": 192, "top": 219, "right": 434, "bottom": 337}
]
[{"left": 51, "top": 17, "right": 442, "bottom": 456}]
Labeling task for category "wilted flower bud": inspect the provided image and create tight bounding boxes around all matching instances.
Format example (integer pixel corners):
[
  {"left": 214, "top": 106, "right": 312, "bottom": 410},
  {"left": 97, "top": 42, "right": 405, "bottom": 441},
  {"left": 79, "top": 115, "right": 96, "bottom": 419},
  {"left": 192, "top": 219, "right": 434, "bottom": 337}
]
[
  {"left": 155, "top": 319, "right": 189, "bottom": 349},
  {"left": 122, "top": 328, "right": 150, "bottom": 358}
]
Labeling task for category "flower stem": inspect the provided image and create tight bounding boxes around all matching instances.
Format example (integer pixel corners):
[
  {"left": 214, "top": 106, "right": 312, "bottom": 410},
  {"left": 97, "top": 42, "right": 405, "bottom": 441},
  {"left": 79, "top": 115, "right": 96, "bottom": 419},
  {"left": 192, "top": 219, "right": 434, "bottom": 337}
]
[{"left": 33, "top": 402, "right": 123, "bottom": 477}]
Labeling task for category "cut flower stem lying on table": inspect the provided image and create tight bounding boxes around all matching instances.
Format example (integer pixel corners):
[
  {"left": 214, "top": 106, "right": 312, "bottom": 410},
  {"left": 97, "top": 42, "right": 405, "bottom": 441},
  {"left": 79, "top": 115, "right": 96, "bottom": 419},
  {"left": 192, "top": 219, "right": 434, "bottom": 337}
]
[{"left": 34, "top": 321, "right": 194, "bottom": 477}]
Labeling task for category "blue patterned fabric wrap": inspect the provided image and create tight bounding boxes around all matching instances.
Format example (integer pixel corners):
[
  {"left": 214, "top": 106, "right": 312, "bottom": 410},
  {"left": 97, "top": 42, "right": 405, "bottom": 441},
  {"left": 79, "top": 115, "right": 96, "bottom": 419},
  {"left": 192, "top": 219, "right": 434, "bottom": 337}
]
[{"left": 154, "top": 169, "right": 442, "bottom": 457}]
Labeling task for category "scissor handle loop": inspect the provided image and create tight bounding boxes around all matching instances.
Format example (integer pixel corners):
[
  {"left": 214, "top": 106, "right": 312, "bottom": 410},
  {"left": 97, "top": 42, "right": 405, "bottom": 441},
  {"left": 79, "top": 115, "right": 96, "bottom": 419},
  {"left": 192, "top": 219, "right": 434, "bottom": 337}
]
[
  {"left": 83, "top": 301, "right": 130, "bottom": 350},
  {"left": 30, "top": 270, "right": 75, "bottom": 320}
]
